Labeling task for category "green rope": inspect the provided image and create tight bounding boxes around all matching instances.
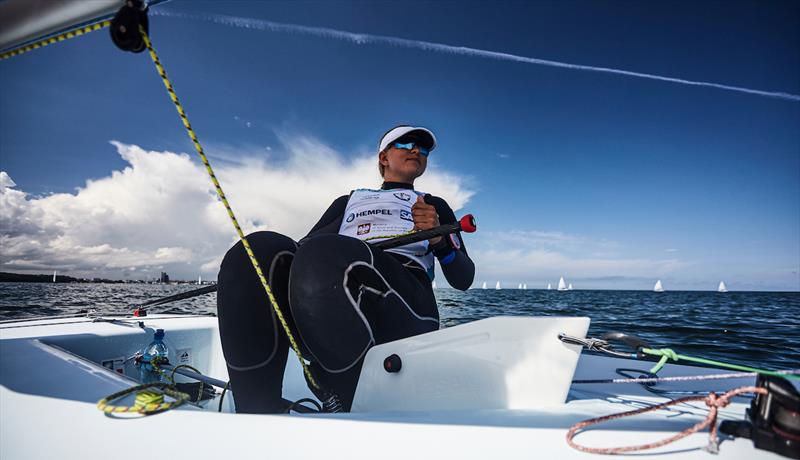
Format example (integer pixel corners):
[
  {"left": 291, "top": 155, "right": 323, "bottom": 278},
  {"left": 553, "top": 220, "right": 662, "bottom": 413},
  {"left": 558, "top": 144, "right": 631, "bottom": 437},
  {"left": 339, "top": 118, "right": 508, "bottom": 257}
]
[{"left": 641, "top": 347, "right": 800, "bottom": 380}]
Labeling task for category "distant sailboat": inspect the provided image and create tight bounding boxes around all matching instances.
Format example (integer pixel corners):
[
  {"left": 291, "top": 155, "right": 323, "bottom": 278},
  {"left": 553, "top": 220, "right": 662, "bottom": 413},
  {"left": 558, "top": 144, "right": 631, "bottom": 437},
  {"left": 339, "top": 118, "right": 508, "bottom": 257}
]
[
  {"left": 654, "top": 280, "right": 664, "bottom": 292},
  {"left": 557, "top": 277, "right": 567, "bottom": 291},
  {"left": 718, "top": 281, "right": 728, "bottom": 293},
  {"left": 52, "top": 271, "right": 57, "bottom": 283},
  {"left": 523, "top": 284, "right": 527, "bottom": 290},
  {"left": 547, "top": 283, "right": 552, "bottom": 290},
  {"left": 482, "top": 281, "right": 487, "bottom": 290},
  {"left": 495, "top": 281, "right": 501, "bottom": 290},
  {"left": 198, "top": 275, "right": 202, "bottom": 285},
  {"left": 568, "top": 283, "right": 573, "bottom": 291},
  {"left": 518, "top": 283, "right": 522, "bottom": 289}
]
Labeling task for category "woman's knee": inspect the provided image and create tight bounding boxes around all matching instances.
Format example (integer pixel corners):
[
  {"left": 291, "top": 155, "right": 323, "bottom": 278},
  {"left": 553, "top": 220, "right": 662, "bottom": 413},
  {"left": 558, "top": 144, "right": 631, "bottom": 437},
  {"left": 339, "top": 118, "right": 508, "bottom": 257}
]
[{"left": 220, "top": 231, "right": 297, "bottom": 271}]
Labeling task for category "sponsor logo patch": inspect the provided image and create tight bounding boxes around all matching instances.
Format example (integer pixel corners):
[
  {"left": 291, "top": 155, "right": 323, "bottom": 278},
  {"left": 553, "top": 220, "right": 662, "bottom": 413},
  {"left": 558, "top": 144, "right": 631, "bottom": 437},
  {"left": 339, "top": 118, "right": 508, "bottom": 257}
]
[
  {"left": 393, "top": 192, "right": 412, "bottom": 201},
  {"left": 400, "top": 210, "right": 413, "bottom": 222},
  {"left": 357, "top": 223, "right": 371, "bottom": 235},
  {"left": 349, "top": 209, "right": 393, "bottom": 221}
]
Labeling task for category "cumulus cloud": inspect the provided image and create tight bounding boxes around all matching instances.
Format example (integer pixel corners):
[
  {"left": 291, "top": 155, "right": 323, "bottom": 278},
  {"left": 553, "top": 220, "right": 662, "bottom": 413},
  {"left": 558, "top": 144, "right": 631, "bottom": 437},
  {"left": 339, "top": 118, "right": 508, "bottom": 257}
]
[
  {"left": 1, "top": 138, "right": 686, "bottom": 287},
  {"left": 0, "top": 136, "right": 472, "bottom": 280}
]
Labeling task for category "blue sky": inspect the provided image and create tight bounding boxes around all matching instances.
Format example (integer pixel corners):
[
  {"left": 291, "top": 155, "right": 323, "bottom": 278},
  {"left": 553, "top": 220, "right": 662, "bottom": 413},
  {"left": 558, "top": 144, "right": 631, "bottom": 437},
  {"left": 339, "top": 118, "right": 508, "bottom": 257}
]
[{"left": 1, "top": 0, "right": 798, "bottom": 291}]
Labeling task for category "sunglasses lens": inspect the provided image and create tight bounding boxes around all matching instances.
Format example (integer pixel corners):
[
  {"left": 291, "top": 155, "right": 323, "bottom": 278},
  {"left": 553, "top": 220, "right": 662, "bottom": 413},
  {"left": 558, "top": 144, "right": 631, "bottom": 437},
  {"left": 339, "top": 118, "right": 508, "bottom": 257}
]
[{"left": 393, "top": 141, "right": 430, "bottom": 156}]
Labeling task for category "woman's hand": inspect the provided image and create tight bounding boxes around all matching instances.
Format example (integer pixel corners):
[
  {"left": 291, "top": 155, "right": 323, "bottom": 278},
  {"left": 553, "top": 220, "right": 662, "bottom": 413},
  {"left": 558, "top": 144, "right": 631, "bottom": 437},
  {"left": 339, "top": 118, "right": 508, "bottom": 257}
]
[{"left": 411, "top": 195, "right": 443, "bottom": 244}]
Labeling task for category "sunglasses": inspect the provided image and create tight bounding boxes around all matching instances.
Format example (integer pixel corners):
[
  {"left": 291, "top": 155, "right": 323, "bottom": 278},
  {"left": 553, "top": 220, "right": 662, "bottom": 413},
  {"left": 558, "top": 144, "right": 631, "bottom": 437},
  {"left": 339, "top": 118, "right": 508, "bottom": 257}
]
[{"left": 391, "top": 141, "right": 430, "bottom": 157}]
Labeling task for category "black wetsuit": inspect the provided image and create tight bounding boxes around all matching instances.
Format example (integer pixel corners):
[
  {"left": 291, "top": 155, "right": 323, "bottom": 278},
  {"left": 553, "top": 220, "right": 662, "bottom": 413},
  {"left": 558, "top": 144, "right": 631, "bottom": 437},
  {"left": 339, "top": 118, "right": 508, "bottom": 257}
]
[{"left": 217, "top": 181, "right": 475, "bottom": 413}]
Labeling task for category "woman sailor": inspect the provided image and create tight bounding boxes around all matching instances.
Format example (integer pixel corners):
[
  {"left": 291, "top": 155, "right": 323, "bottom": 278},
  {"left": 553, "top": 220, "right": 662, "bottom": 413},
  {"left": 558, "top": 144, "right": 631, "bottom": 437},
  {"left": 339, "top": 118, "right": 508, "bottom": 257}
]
[{"left": 217, "top": 125, "right": 475, "bottom": 412}]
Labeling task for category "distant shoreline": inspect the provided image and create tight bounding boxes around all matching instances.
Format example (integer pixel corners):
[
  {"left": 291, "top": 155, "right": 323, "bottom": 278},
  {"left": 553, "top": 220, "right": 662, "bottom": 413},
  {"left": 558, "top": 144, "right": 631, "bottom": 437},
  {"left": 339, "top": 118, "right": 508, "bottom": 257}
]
[
  {"left": 0, "top": 272, "right": 793, "bottom": 291},
  {"left": 0, "top": 272, "right": 212, "bottom": 284}
]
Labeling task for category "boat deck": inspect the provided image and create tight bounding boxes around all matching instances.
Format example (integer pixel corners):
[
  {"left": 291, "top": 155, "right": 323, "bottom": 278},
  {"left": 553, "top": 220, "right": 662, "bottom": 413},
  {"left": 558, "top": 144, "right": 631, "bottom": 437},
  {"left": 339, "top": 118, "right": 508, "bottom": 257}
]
[{"left": 0, "top": 314, "right": 786, "bottom": 459}]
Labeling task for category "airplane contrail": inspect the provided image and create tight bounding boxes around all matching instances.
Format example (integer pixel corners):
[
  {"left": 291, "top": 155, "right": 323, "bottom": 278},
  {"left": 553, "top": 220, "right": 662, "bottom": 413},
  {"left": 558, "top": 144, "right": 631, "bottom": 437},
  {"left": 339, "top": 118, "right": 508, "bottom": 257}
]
[{"left": 151, "top": 10, "right": 800, "bottom": 102}]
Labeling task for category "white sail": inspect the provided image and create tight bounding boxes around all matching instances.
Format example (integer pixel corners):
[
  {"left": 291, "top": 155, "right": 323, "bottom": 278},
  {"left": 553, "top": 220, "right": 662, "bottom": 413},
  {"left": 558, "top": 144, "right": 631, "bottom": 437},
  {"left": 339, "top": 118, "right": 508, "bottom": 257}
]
[
  {"left": 547, "top": 283, "right": 552, "bottom": 290},
  {"left": 482, "top": 281, "right": 487, "bottom": 289},
  {"left": 198, "top": 275, "right": 202, "bottom": 285},
  {"left": 495, "top": 281, "right": 501, "bottom": 290},
  {"left": 52, "top": 271, "right": 57, "bottom": 283},
  {"left": 557, "top": 277, "right": 567, "bottom": 291},
  {"left": 568, "top": 283, "right": 573, "bottom": 290},
  {"left": 523, "top": 284, "right": 527, "bottom": 290},
  {"left": 718, "top": 281, "right": 728, "bottom": 293},
  {"left": 518, "top": 283, "right": 522, "bottom": 289},
  {"left": 654, "top": 280, "right": 664, "bottom": 292}
]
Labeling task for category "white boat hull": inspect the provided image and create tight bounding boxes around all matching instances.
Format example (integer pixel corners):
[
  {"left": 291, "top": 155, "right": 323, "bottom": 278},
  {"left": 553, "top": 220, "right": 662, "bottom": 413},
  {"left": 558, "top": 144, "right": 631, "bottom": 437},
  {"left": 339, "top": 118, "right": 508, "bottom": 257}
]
[{"left": 0, "top": 314, "right": 787, "bottom": 459}]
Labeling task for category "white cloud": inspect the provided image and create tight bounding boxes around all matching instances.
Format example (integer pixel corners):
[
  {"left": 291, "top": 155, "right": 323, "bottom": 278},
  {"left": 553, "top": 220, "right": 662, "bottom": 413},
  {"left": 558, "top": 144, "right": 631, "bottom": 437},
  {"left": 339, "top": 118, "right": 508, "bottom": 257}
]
[
  {"left": 0, "top": 172, "right": 16, "bottom": 188},
  {"left": 450, "top": 229, "right": 690, "bottom": 290},
  {"left": 1, "top": 138, "right": 693, "bottom": 288},
  {"left": 0, "top": 136, "right": 473, "bottom": 280}
]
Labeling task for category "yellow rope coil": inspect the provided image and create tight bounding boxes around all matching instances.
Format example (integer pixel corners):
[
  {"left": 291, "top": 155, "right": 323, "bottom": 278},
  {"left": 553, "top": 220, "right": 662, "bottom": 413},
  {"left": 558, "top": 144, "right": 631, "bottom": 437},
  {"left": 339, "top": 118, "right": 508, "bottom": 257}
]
[
  {"left": 138, "top": 26, "right": 320, "bottom": 390},
  {"left": 97, "top": 383, "right": 189, "bottom": 415},
  {"left": 0, "top": 21, "right": 111, "bottom": 61}
]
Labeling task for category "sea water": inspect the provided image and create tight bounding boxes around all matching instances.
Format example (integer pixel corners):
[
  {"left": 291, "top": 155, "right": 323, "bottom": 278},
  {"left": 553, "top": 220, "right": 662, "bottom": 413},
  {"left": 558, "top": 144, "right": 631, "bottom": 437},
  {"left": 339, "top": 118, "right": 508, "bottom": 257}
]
[{"left": 1, "top": 282, "right": 797, "bottom": 370}]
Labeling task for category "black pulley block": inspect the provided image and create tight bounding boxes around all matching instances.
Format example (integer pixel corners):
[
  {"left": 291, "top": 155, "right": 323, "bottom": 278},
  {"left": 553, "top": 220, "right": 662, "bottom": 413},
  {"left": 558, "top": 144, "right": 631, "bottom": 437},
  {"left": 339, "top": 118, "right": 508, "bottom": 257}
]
[
  {"left": 719, "top": 374, "right": 800, "bottom": 459},
  {"left": 110, "top": 0, "right": 149, "bottom": 53}
]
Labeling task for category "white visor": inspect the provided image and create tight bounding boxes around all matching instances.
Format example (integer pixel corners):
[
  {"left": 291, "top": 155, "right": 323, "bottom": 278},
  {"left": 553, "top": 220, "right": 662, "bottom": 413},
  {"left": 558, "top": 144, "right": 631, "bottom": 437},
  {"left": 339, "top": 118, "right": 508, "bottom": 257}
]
[{"left": 378, "top": 126, "right": 437, "bottom": 153}]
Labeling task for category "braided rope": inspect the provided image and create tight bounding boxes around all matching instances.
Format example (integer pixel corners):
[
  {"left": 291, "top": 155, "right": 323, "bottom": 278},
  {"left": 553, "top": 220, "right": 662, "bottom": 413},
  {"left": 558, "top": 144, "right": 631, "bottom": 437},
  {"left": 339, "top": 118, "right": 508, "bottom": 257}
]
[
  {"left": 566, "top": 386, "right": 768, "bottom": 454},
  {"left": 137, "top": 25, "right": 320, "bottom": 390},
  {"left": 0, "top": 21, "right": 111, "bottom": 61},
  {"left": 97, "top": 382, "right": 190, "bottom": 415},
  {"left": 642, "top": 347, "right": 800, "bottom": 380}
]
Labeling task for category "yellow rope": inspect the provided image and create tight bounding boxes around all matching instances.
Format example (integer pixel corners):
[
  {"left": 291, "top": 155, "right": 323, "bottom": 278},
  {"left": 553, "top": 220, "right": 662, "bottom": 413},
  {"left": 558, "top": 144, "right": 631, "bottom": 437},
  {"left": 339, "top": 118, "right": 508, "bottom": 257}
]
[
  {"left": 97, "top": 383, "right": 189, "bottom": 415},
  {"left": 1, "top": 10, "right": 322, "bottom": 392},
  {"left": 0, "top": 21, "right": 111, "bottom": 61},
  {"left": 138, "top": 26, "right": 320, "bottom": 390}
]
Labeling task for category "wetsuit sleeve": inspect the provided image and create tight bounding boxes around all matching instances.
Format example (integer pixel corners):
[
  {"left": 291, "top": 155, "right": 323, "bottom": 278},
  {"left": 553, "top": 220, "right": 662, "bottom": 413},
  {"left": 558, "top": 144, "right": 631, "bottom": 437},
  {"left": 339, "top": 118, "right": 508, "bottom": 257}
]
[
  {"left": 425, "top": 195, "right": 475, "bottom": 291},
  {"left": 300, "top": 194, "right": 349, "bottom": 244}
]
